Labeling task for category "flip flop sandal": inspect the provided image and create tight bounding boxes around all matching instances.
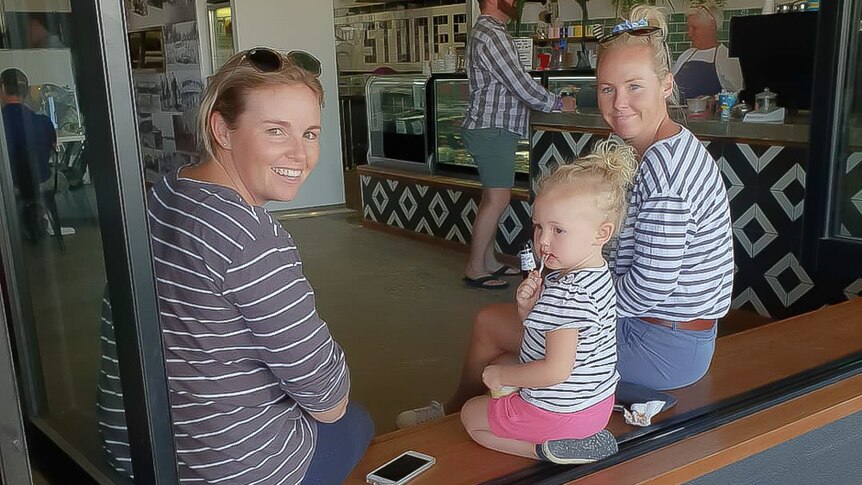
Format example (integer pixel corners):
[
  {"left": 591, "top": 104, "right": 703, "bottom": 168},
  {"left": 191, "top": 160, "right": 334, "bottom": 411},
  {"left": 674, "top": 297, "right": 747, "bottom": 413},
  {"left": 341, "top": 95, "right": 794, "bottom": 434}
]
[
  {"left": 462, "top": 275, "right": 510, "bottom": 289},
  {"left": 490, "top": 265, "right": 521, "bottom": 277}
]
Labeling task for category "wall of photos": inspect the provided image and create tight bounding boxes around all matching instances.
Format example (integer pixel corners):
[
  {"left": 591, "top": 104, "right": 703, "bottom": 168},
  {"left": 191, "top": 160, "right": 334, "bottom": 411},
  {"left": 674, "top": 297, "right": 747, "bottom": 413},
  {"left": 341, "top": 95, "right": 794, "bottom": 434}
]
[{"left": 125, "top": 0, "right": 203, "bottom": 183}]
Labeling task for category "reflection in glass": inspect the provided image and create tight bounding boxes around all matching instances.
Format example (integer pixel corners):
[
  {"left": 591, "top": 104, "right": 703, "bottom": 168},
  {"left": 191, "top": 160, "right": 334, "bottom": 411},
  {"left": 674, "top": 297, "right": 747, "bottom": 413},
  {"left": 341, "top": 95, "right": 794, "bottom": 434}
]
[
  {"left": 209, "top": 5, "right": 235, "bottom": 71},
  {"left": 0, "top": 4, "right": 131, "bottom": 484},
  {"left": 432, "top": 78, "right": 532, "bottom": 174},
  {"left": 832, "top": 25, "right": 862, "bottom": 241}
]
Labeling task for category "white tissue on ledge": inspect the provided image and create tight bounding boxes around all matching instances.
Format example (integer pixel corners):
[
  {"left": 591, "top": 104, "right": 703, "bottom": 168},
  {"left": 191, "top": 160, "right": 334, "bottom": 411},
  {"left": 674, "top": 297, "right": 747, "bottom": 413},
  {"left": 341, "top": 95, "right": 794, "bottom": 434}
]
[{"left": 622, "top": 400, "right": 666, "bottom": 427}]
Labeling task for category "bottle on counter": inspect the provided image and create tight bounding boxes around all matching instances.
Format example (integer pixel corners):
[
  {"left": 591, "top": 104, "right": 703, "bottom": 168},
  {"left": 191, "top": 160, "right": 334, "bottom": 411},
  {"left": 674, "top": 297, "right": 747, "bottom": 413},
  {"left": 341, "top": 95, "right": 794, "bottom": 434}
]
[
  {"left": 444, "top": 46, "right": 457, "bottom": 73},
  {"left": 550, "top": 43, "right": 563, "bottom": 70},
  {"left": 718, "top": 90, "right": 738, "bottom": 121}
]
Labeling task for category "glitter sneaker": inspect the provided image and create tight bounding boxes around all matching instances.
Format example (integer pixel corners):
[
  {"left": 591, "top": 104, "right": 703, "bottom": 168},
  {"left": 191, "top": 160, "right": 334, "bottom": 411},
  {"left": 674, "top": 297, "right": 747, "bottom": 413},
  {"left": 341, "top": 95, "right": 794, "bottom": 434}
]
[
  {"left": 396, "top": 401, "right": 445, "bottom": 429},
  {"left": 541, "top": 430, "right": 618, "bottom": 464}
]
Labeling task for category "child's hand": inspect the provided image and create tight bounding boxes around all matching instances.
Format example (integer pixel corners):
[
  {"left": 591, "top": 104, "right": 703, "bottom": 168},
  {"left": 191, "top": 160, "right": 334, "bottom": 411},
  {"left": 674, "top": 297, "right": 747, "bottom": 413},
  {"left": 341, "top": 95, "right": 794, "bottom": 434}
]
[
  {"left": 516, "top": 270, "right": 543, "bottom": 318},
  {"left": 482, "top": 364, "right": 504, "bottom": 391}
]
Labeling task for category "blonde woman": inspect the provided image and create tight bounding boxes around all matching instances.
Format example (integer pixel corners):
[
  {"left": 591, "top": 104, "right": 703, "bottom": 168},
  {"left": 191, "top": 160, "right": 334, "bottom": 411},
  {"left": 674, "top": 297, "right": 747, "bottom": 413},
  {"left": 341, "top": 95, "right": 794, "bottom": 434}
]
[
  {"left": 401, "top": 7, "right": 733, "bottom": 463},
  {"left": 147, "top": 48, "right": 373, "bottom": 484}
]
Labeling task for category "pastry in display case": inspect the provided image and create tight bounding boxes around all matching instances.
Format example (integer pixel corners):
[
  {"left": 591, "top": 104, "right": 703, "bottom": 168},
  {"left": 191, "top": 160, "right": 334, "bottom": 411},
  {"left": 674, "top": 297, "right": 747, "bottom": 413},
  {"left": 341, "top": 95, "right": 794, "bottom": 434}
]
[
  {"left": 365, "top": 74, "right": 432, "bottom": 173},
  {"left": 429, "top": 76, "right": 537, "bottom": 176},
  {"left": 428, "top": 72, "right": 595, "bottom": 177},
  {"left": 546, "top": 74, "right": 598, "bottom": 109}
]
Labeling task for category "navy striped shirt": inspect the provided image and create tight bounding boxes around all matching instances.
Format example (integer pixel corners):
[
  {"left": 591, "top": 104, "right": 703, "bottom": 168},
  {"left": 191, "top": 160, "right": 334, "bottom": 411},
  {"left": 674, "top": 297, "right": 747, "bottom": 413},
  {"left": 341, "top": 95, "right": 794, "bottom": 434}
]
[
  {"left": 519, "top": 265, "right": 619, "bottom": 413},
  {"left": 148, "top": 170, "right": 350, "bottom": 484},
  {"left": 609, "top": 127, "right": 734, "bottom": 320}
]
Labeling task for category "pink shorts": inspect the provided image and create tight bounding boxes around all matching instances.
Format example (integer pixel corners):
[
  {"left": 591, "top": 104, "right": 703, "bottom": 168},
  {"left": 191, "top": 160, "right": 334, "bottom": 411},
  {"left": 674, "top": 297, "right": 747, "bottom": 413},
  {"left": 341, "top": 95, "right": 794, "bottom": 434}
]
[{"left": 487, "top": 393, "right": 614, "bottom": 444}]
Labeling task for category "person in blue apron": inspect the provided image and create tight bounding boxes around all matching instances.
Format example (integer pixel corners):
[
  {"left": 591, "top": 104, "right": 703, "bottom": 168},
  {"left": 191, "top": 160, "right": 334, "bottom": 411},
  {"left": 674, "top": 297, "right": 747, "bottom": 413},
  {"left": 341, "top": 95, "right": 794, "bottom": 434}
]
[{"left": 672, "top": 3, "right": 743, "bottom": 100}]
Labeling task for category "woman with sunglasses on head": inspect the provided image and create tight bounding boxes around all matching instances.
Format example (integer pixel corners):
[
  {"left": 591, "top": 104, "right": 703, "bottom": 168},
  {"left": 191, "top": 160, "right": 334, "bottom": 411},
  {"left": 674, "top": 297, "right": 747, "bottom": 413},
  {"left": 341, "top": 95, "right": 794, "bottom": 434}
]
[
  {"left": 147, "top": 48, "right": 373, "bottom": 485},
  {"left": 399, "top": 6, "right": 733, "bottom": 462}
]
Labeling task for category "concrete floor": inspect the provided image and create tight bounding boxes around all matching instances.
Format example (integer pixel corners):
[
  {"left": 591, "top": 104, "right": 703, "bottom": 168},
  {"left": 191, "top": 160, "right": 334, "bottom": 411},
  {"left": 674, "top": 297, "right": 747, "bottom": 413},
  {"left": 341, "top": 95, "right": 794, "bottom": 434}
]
[
  {"left": 282, "top": 211, "right": 512, "bottom": 433},
  {"left": 21, "top": 203, "right": 512, "bottom": 483}
]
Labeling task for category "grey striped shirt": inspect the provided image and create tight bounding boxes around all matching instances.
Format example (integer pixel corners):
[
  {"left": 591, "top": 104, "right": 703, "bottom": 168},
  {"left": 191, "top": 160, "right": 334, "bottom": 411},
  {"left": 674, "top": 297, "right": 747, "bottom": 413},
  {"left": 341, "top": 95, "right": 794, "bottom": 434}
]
[
  {"left": 609, "top": 127, "right": 734, "bottom": 321},
  {"left": 462, "top": 15, "right": 559, "bottom": 137},
  {"left": 519, "top": 265, "right": 619, "bottom": 413},
  {"left": 98, "top": 287, "right": 135, "bottom": 481},
  {"left": 147, "top": 170, "right": 350, "bottom": 484}
]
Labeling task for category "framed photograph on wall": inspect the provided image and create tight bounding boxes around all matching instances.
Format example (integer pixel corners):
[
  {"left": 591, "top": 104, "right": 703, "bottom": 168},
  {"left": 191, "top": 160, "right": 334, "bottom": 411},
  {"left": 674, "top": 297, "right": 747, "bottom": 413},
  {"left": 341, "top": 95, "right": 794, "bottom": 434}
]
[{"left": 129, "top": 27, "right": 165, "bottom": 72}]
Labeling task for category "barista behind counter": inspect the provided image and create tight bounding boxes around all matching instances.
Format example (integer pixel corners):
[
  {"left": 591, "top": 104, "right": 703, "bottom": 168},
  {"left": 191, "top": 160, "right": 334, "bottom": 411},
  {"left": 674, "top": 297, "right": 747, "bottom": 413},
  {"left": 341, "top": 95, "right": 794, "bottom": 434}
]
[{"left": 673, "top": 2, "right": 743, "bottom": 100}]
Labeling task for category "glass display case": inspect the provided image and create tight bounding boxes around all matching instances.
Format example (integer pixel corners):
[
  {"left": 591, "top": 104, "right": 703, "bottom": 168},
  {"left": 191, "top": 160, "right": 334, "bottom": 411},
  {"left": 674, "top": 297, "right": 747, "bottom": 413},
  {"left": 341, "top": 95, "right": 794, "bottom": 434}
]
[
  {"left": 428, "top": 72, "right": 596, "bottom": 177},
  {"left": 429, "top": 75, "right": 536, "bottom": 176},
  {"left": 546, "top": 74, "right": 598, "bottom": 109},
  {"left": 366, "top": 74, "right": 432, "bottom": 173}
]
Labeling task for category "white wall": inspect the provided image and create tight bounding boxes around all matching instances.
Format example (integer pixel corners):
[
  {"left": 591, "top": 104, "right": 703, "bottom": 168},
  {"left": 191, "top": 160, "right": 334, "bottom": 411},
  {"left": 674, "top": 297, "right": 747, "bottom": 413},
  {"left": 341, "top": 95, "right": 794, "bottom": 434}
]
[
  {"left": 232, "top": 0, "right": 345, "bottom": 211},
  {"left": 3, "top": 0, "right": 70, "bottom": 12}
]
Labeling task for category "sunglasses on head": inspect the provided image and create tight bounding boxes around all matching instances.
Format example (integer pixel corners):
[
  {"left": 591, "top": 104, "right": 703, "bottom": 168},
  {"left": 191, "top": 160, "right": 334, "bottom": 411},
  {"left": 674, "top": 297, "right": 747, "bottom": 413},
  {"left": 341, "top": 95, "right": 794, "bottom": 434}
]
[
  {"left": 239, "top": 47, "right": 322, "bottom": 76},
  {"left": 598, "top": 20, "right": 662, "bottom": 44}
]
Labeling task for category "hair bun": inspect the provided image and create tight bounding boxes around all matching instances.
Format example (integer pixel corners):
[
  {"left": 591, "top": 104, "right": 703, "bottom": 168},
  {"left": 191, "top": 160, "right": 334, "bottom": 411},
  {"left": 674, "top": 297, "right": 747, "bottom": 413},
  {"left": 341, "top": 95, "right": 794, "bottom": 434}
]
[{"left": 628, "top": 5, "right": 669, "bottom": 38}]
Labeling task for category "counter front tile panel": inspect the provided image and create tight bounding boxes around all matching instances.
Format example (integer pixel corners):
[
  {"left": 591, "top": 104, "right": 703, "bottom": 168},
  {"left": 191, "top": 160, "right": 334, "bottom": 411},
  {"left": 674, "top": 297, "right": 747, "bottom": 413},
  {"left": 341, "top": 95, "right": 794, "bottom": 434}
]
[
  {"left": 360, "top": 173, "right": 532, "bottom": 256},
  {"left": 839, "top": 151, "right": 862, "bottom": 238},
  {"left": 529, "top": 127, "right": 821, "bottom": 320}
]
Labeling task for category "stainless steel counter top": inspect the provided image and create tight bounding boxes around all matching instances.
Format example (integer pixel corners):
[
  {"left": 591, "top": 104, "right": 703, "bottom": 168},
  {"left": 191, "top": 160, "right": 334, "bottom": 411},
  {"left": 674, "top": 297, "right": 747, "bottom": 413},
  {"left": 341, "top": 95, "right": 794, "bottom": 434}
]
[{"left": 530, "top": 110, "right": 812, "bottom": 145}]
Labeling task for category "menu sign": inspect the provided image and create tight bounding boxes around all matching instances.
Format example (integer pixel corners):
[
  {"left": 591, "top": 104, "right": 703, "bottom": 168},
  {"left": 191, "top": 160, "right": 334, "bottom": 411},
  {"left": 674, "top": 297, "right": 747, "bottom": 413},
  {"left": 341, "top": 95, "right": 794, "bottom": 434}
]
[{"left": 512, "top": 38, "right": 534, "bottom": 71}]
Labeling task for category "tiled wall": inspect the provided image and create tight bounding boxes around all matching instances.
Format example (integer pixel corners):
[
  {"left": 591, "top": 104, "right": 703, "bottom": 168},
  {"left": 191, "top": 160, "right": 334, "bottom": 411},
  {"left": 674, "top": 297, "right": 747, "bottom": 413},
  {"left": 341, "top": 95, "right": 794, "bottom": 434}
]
[{"left": 515, "top": 8, "right": 761, "bottom": 63}]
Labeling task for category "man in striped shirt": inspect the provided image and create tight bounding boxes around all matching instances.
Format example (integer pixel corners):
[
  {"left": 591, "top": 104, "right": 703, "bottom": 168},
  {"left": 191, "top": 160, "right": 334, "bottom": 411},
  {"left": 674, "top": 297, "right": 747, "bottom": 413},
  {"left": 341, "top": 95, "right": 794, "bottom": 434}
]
[{"left": 461, "top": 0, "right": 575, "bottom": 289}]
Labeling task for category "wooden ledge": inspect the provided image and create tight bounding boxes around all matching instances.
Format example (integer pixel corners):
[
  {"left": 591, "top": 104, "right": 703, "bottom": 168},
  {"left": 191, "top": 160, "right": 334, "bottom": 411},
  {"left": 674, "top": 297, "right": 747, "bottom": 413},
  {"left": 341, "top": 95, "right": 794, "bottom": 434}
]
[
  {"left": 571, "top": 374, "right": 862, "bottom": 484},
  {"left": 357, "top": 165, "right": 531, "bottom": 201},
  {"left": 347, "top": 299, "right": 862, "bottom": 484}
]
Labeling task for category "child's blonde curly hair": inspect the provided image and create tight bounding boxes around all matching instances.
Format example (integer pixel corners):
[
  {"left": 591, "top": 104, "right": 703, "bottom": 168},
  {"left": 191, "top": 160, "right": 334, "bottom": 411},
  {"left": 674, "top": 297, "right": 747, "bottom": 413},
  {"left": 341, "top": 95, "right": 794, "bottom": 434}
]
[{"left": 536, "top": 138, "right": 638, "bottom": 236}]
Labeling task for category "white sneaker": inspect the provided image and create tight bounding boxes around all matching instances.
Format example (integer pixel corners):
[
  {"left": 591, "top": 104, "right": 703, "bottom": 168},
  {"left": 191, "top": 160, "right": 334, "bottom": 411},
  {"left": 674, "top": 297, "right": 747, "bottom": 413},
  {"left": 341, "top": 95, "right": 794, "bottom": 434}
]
[{"left": 396, "top": 401, "right": 445, "bottom": 429}]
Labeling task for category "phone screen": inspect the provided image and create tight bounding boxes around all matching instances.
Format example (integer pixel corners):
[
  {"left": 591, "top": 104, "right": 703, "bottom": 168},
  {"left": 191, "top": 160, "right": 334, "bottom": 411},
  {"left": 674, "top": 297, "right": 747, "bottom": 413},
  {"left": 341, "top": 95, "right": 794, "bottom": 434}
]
[{"left": 372, "top": 454, "right": 431, "bottom": 482}]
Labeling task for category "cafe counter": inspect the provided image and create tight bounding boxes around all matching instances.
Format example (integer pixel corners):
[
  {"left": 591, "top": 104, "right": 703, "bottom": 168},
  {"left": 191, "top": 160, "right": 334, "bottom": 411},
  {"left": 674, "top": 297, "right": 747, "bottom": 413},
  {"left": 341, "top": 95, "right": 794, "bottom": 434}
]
[{"left": 358, "top": 107, "right": 849, "bottom": 320}]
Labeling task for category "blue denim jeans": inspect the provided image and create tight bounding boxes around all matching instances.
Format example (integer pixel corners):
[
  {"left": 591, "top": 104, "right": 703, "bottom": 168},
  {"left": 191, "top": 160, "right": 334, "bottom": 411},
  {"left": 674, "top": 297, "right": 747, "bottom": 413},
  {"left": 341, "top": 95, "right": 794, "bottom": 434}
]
[
  {"left": 302, "top": 403, "right": 375, "bottom": 485},
  {"left": 616, "top": 317, "right": 717, "bottom": 391}
]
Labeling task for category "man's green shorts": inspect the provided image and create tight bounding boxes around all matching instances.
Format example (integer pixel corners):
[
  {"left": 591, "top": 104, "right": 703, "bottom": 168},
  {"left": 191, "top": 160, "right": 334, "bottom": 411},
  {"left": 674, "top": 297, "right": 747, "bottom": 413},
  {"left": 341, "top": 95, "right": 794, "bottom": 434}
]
[{"left": 461, "top": 128, "right": 521, "bottom": 189}]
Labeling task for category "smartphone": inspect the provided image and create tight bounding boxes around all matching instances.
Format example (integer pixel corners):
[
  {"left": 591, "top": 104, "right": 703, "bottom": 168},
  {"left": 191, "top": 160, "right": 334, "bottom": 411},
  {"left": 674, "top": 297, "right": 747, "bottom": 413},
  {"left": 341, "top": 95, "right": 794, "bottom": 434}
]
[{"left": 366, "top": 450, "right": 435, "bottom": 485}]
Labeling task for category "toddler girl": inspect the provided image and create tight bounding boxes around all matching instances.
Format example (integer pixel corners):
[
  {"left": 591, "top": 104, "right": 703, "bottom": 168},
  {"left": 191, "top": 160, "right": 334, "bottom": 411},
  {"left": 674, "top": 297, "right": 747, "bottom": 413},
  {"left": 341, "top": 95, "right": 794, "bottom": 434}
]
[{"left": 460, "top": 139, "right": 637, "bottom": 464}]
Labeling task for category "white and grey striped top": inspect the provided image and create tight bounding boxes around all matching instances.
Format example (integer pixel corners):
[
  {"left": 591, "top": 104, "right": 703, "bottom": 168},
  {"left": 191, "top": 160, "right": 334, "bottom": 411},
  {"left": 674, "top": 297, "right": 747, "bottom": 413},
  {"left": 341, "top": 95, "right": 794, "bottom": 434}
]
[
  {"left": 462, "top": 15, "right": 560, "bottom": 137},
  {"left": 519, "top": 265, "right": 619, "bottom": 413},
  {"left": 147, "top": 170, "right": 350, "bottom": 484},
  {"left": 97, "top": 287, "right": 134, "bottom": 481},
  {"left": 609, "top": 127, "right": 734, "bottom": 321}
]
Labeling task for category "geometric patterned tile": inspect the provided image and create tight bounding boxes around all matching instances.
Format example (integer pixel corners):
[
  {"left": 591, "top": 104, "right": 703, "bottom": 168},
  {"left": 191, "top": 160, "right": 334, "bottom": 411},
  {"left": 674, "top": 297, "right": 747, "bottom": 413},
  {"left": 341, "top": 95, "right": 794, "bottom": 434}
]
[
  {"left": 732, "top": 205, "right": 777, "bottom": 257},
  {"left": 737, "top": 143, "right": 783, "bottom": 173},
  {"left": 770, "top": 164, "right": 806, "bottom": 221},
  {"left": 844, "top": 279, "right": 862, "bottom": 300},
  {"left": 360, "top": 174, "right": 532, "bottom": 256},
  {"left": 764, "top": 253, "right": 814, "bottom": 308},
  {"left": 731, "top": 287, "right": 771, "bottom": 318}
]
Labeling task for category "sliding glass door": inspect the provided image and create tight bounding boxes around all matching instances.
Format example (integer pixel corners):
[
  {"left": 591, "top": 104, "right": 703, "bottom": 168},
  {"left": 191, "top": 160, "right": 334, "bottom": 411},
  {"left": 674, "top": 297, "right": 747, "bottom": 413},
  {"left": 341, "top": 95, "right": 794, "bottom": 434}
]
[
  {"left": 807, "top": 0, "right": 862, "bottom": 299},
  {"left": 0, "top": 1, "right": 176, "bottom": 483}
]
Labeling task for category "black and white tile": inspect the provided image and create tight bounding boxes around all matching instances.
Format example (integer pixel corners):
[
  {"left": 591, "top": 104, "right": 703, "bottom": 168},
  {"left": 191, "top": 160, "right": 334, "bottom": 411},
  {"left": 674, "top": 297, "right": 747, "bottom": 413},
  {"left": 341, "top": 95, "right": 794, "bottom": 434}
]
[
  {"left": 361, "top": 174, "right": 531, "bottom": 256},
  {"left": 838, "top": 151, "right": 862, "bottom": 238},
  {"left": 529, "top": 132, "right": 828, "bottom": 318}
]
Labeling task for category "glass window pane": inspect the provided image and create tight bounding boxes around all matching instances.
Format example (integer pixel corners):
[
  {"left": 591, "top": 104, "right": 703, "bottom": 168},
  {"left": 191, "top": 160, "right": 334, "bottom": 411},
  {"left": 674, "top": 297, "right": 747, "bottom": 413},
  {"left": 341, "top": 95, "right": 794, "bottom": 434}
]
[
  {"left": 832, "top": 11, "right": 862, "bottom": 241},
  {"left": 0, "top": 3, "right": 132, "bottom": 484}
]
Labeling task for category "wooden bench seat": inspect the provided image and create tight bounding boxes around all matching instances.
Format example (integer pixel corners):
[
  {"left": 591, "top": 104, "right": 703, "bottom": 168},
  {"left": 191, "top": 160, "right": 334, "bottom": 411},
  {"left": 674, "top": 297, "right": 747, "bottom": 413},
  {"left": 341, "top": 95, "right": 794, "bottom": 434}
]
[{"left": 346, "top": 299, "right": 862, "bottom": 484}]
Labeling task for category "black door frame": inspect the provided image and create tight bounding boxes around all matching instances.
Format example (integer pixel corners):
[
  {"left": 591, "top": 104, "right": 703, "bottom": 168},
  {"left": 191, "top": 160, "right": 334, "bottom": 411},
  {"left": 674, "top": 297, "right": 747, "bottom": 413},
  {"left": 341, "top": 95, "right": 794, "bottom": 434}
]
[
  {"left": 0, "top": 1, "right": 178, "bottom": 483},
  {"left": 805, "top": 0, "right": 862, "bottom": 278}
]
